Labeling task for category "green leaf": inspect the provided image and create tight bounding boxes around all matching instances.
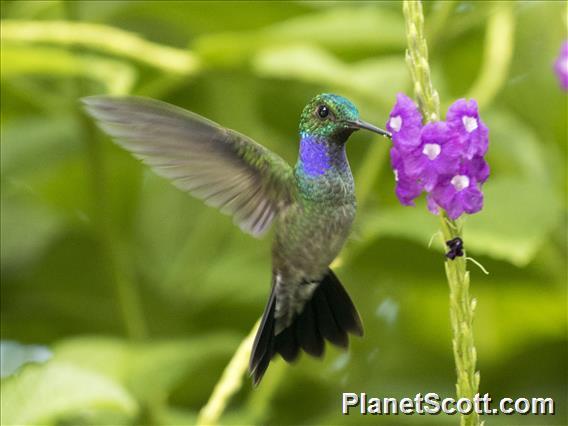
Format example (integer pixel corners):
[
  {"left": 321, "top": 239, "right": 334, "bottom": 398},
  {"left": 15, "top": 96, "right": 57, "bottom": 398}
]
[
  {"left": 126, "top": 336, "right": 240, "bottom": 402},
  {"left": 158, "top": 406, "right": 198, "bottom": 425},
  {"left": 465, "top": 177, "right": 562, "bottom": 266},
  {"left": 483, "top": 109, "right": 551, "bottom": 184},
  {"left": 195, "top": 6, "right": 405, "bottom": 66},
  {"left": 1, "top": 116, "right": 82, "bottom": 178},
  {"left": 0, "top": 362, "right": 137, "bottom": 425},
  {"left": 0, "top": 195, "right": 63, "bottom": 269},
  {"left": 266, "top": 6, "right": 405, "bottom": 53},
  {"left": 0, "top": 45, "right": 136, "bottom": 95},
  {"left": 361, "top": 177, "right": 562, "bottom": 266},
  {"left": 253, "top": 45, "right": 409, "bottom": 106},
  {"left": 53, "top": 334, "right": 241, "bottom": 401},
  {"left": 404, "top": 283, "right": 567, "bottom": 362}
]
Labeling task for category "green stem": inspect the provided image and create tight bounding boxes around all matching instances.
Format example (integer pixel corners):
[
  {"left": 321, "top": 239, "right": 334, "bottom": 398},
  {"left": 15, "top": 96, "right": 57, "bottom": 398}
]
[
  {"left": 465, "top": 3, "right": 514, "bottom": 109},
  {"left": 1, "top": 20, "right": 201, "bottom": 75},
  {"left": 403, "top": 1, "right": 440, "bottom": 122},
  {"left": 403, "top": 2, "right": 481, "bottom": 426},
  {"left": 1, "top": 44, "right": 136, "bottom": 95},
  {"left": 244, "top": 360, "right": 286, "bottom": 422},
  {"left": 196, "top": 319, "right": 260, "bottom": 426}
]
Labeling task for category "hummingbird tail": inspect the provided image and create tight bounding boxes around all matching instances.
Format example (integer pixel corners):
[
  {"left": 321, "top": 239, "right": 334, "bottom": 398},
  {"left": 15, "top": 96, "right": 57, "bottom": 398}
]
[{"left": 249, "top": 269, "right": 363, "bottom": 386}]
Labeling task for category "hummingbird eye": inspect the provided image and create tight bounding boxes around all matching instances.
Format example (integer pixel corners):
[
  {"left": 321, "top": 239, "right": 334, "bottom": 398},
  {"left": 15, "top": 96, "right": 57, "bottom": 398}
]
[{"left": 316, "top": 104, "right": 330, "bottom": 119}]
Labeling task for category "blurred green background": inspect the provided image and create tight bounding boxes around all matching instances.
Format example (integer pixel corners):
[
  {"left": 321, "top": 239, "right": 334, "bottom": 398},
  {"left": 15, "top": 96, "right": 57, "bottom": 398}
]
[{"left": 1, "top": 1, "right": 566, "bottom": 425}]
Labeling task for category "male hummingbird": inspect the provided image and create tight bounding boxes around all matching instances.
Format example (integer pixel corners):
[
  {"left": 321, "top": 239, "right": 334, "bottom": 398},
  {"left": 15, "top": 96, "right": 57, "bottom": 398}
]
[{"left": 83, "top": 93, "right": 391, "bottom": 385}]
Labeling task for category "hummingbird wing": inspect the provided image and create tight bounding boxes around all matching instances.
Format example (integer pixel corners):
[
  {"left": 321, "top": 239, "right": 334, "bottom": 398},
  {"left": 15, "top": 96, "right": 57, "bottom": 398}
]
[{"left": 82, "top": 96, "right": 295, "bottom": 237}]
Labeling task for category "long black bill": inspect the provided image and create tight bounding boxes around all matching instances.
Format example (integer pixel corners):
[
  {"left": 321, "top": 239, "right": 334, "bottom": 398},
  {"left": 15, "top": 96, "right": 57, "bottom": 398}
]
[{"left": 350, "top": 119, "right": 392, "bottom": 139}]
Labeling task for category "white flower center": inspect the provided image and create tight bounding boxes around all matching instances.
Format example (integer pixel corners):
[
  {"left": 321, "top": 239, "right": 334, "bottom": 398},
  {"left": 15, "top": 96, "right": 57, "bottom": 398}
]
[
  {"left": 393, "top": 169, "right": 399, "bottom": 182},
  {"left": 462, "top": 116, "right": 478, "bottom": 133},
  {"left": 422, "top": 143, "right": 441, "bottom": 160},
  {"left": 451, "top": 175, "right": 470, "bottom": 192},
  {"left": 390, "top": 115, "right": 402, "bottom": 132}
]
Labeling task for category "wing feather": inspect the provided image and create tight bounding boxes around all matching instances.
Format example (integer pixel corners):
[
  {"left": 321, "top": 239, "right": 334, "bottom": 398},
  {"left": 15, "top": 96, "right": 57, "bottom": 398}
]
[{"left": 83, "top": 96, "right": 295, "bottom": 237}]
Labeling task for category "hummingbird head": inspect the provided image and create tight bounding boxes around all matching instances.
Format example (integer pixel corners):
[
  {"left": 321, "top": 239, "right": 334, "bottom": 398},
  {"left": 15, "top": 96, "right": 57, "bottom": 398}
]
[{"left": 299, "top": 93, "right": 391, "bottom": 143}]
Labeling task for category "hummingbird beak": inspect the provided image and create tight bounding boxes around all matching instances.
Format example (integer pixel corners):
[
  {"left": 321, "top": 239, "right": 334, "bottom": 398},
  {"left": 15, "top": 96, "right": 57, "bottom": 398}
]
[{"left": 349, "top": 119, "right": 392, "bottom": 139}]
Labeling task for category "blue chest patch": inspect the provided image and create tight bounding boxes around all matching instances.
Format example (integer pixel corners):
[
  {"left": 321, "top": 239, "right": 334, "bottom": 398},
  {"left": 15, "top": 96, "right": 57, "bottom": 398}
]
[{"left": 298, "top": 137, "right": 331, "bottom": 176}]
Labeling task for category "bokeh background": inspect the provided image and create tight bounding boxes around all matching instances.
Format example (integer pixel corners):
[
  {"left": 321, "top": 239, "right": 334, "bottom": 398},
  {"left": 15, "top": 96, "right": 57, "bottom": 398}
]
[{"left": 1, "top": 1, "right": 566, "bottom": 425}]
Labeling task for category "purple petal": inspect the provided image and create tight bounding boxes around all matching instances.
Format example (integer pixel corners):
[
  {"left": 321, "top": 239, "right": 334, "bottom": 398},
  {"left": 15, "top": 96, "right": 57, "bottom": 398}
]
[
  {"left": 396, "top": 183, "right": 420, "bottom": 205},
  {"left": 403, "top": 122, "right": 461, "bottom": 190},
  {"left": 390, "top": 147, "right": 423, "bottom": 205},
  {"left": 554, "top": 40, "right": 568, "bottom": 91},
  {"left": 426, "top": 193, "right": 440, "bottom": 215},
  {"left": 402, "top": 149, "right": 426, "bottom": 178},
  {"left": 395, "top": 176, "right": 423, "bottom": 206},
  {"left": 431, "top": 179, "right": 456, "bottom": 211},
  {"left": 462, "top": 185, "right": 484, "bottom": 214},
  {"left": 464, "top": 155, "right": 490, "bottom": 183},
  {"left": 390, "top": 145, "right": 403, "bottom": 170},
  {"left": 420, "top": 121, "right": 450, "bottom": 142},
  {"left": 446, "top": 98, "right": 489, "bottom": 159},
  {"left": 430, "top": 172, "right": 485, "bottom": 219},
  {"left": 386, "top": 93, "right": 423, "bottom": 151}
]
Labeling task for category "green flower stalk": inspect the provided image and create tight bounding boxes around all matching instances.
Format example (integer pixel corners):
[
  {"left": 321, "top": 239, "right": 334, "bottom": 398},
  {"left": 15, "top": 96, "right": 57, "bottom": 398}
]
[
  {"left": 1, "top": 20, "right": 200, "bottom": 75},
  {"left": 197, "top": 320, "right": 260, "bottom": 426},
  {"left": 403, "top": 1, "right": 440, "bottom": 123},
  {"left": 402, "top": 2, "right": 481, "bottom": 426}
]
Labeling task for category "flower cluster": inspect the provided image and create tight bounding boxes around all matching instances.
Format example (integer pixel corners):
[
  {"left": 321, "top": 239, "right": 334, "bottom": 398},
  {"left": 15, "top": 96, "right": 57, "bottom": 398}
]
[
  {"left": 387, "top": 94, "right": 489, "bottom": 220},
  {"left": 554, "top": 40, "right": 568, "bottom": 91}
]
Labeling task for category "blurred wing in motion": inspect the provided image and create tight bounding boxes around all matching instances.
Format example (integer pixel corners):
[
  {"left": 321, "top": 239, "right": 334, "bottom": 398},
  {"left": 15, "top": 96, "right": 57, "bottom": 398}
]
[{"left": 82, "top": 96, "right": 296, "bottom": 237}]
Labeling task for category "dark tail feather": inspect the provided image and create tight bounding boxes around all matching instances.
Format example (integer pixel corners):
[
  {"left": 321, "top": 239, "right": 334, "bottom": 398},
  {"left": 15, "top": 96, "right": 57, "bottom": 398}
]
[
  {"left": 294, "top": 302, "right": 324, "bottom": 357},
  {"left": 249, "top": 289, "right": 276, "bottom": 386},
  {"left": 312, "top": 285, "right": 349, "bottom": 348},
  {"left": 249, "top": 269, "right": 363, "bottom": 386},
  {"left": 275, "top": 326, "right": 300, "bottom": 362},
  {"left": 322, "top": 269, "right": 364, "bottom": 337}
]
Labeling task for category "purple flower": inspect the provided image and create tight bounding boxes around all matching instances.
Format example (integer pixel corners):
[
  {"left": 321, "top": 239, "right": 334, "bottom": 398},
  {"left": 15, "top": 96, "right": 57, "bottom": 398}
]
[
  {"left": 446, "top": 99, "right": 489, "bottom": 160},
  {"left": 426, "top": 193, "right": 440, "bottom": 215},
  {"left": 430, "top": 172, "right": 484, "bottom": 220},
  {"left": 403, "top": 121, "right": 461, "bottom": 191},
  {"left": 390, "top": 147, "right": 422, "bottom": 205},
  {"left": 386, "top": 93, "right": 423, "bottom": 151},
  {"left": 386, "top": 94, "right": 490, "bottom": 220},
  {"left": 466, "top": 155, "right": 490, "bottom": 183},
  {"left": 554, "top": 41, "right": 568, "bottom": 91}
]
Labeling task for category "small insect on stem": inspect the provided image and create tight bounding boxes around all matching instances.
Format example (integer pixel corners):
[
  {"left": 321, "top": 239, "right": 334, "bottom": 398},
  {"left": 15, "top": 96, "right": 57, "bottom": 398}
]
[{"left": 445, "top": 237, "right": 464, "bottom": 260}]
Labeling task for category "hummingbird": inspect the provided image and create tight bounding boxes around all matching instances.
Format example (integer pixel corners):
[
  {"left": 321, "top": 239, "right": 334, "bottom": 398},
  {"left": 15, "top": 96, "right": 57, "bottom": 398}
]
[{"left": 82, "top": 93, "right": 391, "bottom": 385}]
